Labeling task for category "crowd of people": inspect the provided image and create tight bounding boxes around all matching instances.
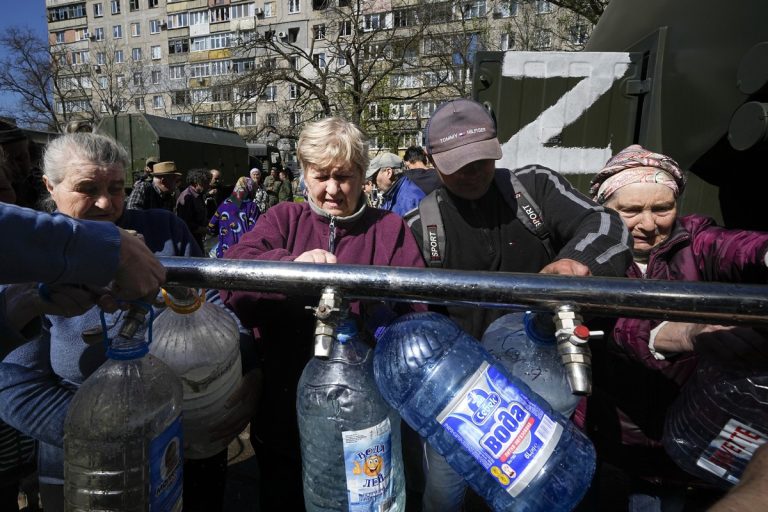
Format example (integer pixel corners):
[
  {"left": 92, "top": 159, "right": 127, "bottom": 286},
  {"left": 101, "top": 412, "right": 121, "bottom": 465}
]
[{"left": 1, "top": 99, "right": 767, "bottom": 512}]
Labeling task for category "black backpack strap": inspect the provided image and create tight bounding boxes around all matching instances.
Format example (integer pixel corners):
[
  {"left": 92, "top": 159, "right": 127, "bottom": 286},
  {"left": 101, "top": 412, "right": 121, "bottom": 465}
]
[
  {"left": 417, "top": 190, "right": 445, "bottom": 268},
  {"left": 501, "top": 170, "right": 556, "bottom": 259}
]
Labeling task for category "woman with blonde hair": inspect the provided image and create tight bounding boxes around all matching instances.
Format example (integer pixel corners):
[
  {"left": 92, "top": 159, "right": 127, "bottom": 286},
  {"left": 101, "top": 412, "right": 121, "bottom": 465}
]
[{"left": 221, "top": 117, "right": 426, "bottom": 510}]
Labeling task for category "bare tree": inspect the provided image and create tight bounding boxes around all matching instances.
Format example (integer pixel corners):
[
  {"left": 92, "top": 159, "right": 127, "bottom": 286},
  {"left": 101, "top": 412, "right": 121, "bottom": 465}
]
[
  {"left": 546, "top": 0, "right": 609, "bottom": 25},
  {"left": 0, "top": 27, "right": 60, "bottom": 130}
]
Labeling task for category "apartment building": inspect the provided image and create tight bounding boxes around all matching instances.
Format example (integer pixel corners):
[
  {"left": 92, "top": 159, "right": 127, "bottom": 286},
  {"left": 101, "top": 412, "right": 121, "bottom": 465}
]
[{"left": 45, "top": 0, "right": 593, "bottom": 151}]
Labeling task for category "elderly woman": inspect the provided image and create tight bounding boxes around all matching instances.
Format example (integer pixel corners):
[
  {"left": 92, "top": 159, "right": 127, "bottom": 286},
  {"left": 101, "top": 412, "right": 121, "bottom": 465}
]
[
  {"left": 249, "top": 166, "right": 268, "bottom": 212},
  {"left": 221, "top": 117, "right": 426, "bottom": 510},
  {"left": 0, "top": 133, "right": 254, "bottom": 512},
  {"left": 208, "top": 176, "right": 260, "bottom": 258},
  {"left": 582, "top": 144, "right": 768, "bottom": 509}
]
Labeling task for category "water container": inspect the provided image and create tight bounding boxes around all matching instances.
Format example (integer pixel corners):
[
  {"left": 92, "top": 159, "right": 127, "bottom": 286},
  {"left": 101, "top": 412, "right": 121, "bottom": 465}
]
[
  {"left": 297, "top": 319, "right": 405, "bottom": 512},
  {"left": 373, "top": 312, "right": 595, "bottom": 512},
  {"left": 663, "top": 360, "right": 768, "bottom": 488},
  {"left": 150, "top": 288, "right": 242, "bottom": 459},
  {"left": 64, "top": 307, "right": 184, "bottom": 512},
  {"left": 482, "top": 312, "right": 580, "bottom": 417}
]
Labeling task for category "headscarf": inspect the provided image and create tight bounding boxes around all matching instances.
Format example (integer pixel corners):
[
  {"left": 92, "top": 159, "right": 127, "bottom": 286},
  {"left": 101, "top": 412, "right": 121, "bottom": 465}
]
[{"left": 589, "top": 145, "right": 686, "bottom": 204}]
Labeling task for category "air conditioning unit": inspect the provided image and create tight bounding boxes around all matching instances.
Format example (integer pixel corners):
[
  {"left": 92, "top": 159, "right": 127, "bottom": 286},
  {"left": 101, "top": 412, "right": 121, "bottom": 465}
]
[
  {"left": 83, "top": 31, "right": 91, "bottom": 39},
  {"left": 160, "top": 21, "right": 168, "bottom": 29},
  {"left": 277, "top": 31, "right": 288, "bottom": 40},
  {"left": 254, "top": 7, "right": 264, "bottom": 15}
]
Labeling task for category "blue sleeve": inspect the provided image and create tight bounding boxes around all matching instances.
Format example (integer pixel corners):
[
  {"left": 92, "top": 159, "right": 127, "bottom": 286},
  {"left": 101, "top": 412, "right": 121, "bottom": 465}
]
[
  {"left": 0, "top": 334, "right": 73, "bottom": 448},
  {"left": 0, "top": 203, "right": 120, "bottom": 286}
]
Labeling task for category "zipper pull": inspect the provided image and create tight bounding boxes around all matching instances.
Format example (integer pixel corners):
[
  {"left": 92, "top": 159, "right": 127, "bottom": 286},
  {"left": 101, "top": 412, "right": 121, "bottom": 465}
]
[{"left": 328, "top": 217, "right": 337, "bottom": 254}]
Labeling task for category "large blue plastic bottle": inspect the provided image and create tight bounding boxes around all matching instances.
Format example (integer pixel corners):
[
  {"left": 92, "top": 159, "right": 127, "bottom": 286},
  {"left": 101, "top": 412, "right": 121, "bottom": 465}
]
[
  {"left": 373, "top": 312, "right": 595, "bottom": 512},
  {"left": 297, "top": 319, "right": 405, "bottom": 512},
  {"left": 482, "top": 312, "right": 580, "bottom": 417}
]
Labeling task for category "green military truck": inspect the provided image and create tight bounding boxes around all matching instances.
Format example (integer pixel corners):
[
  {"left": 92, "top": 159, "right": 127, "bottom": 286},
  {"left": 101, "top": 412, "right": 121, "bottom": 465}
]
[
  {"left": 95, "top": 114, "right": 249, "bottom": 188},
  {"left": 473, "top": 0, "right": 767, "bottom": 230}
]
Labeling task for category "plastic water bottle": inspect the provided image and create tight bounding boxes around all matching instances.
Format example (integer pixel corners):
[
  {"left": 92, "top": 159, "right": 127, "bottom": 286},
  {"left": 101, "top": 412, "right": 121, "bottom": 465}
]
[
  {"left": 663, "top": 360, "right": 768, "bottom": 488},
  {"left": 482, "top": 312, "right": 580, "bottom": 417},
  {"left": 64, "top": 306, "right": 184, "bottom": 512},
  {"left": 297, "top": 318, "right": 405, "bottom": 512},
  {"left": 150, "top": 288, "right": 242, "bottom": 459},
  {"left": 373, "top": 312, "right": 595, "bottom": 512}
]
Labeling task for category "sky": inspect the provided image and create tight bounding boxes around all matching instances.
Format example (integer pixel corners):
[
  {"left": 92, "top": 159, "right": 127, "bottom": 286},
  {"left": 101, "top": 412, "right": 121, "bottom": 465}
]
[{"left": 0, "top": 1, "right": 49, "bottom": 119}]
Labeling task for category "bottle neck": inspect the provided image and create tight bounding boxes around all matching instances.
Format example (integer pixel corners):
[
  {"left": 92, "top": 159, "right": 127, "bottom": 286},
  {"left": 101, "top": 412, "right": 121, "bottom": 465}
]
[
  {"left": 523, "top": 312, "right": 557, "bottom": 345},
  {"left": 107, "top": 334, "right": 149, "bottom": 360}
]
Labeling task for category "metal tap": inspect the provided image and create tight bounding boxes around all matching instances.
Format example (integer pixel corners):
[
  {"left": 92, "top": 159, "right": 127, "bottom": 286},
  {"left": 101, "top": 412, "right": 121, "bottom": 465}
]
[
  {"left": 554, "top": 304, "right": 603, "bottom": 396},
  {"left": 307, "top": 287, "right": 346, "bottom": 358}
]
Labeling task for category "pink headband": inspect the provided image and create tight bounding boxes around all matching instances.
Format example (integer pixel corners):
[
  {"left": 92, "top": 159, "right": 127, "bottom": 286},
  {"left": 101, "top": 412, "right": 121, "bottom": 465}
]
[{"left": 590, "top": 144, "right": 686, "bottom": 204}]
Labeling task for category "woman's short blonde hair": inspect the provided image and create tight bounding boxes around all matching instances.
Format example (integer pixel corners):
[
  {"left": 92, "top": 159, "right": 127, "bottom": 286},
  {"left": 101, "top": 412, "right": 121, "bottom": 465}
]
[{"left": 297, "top": 117, "right": 369, "bottom": 176}]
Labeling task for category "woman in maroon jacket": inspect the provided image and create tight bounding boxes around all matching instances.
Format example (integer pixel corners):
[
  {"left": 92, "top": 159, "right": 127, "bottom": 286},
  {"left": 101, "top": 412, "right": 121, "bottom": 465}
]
[
  {"left": 580, "top": 145, "right": 768, "bottom": 510},
  {"left": 221, "top": 117, "right": 426, "bottom": 510}
]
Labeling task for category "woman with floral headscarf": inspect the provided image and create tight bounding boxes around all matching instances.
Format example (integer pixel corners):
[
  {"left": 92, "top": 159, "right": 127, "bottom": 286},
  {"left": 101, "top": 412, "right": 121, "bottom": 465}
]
[
  {"left": 208, "top": 176, "right": 260, "bottom": 258},
  {"left": 577, "top": 145, "right": 768, "bottom": 510}
]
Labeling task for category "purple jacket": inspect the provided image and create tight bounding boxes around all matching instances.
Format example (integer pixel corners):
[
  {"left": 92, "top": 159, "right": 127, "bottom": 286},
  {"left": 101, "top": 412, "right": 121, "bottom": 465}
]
[{"left": 613, "top": 214, "right": 768, "bottom": 374}]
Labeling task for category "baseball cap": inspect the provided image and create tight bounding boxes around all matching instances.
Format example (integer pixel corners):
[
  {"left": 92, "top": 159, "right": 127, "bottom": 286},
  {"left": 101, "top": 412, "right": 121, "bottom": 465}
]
[
  {"left": 145, "top": 156, "right": 160, "bottom": 167},
  {"left": 425, "top": 99, "right": 502, "bottom": 175},
  {"left": 366, "top": 152, "right": 403, "bottom": 180}
]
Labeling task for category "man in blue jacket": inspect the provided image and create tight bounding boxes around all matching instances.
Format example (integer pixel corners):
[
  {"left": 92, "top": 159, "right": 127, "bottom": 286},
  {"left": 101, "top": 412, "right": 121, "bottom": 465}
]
[{"left": 365, "top": 152, "right": 425, "bottom": 217}]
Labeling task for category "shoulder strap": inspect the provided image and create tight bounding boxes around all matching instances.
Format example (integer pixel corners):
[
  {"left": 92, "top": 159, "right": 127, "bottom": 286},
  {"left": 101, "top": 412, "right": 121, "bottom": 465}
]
[
  {"left": 504, "top": 170, "right": 556, "bottom": 259},
  {"left": 417, "top": 189, "right": 446, "bottom": 268}
]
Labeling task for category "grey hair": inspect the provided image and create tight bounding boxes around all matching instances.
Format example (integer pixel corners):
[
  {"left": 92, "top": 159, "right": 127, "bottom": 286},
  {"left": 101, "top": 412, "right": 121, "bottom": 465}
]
[
  {"left": 43, "top": 133, "right": 129, "bottom": 185},
  {"left": 297, "top": 117, "right": 369, "bottom": 176}
]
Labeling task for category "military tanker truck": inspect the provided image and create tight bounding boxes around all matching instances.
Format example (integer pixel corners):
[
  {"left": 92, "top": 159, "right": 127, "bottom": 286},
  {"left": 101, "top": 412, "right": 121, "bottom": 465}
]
[
  {"left": 473, "top": 0, "right": 767, "bottom": 230},
  {"left": 95, "top": 113, "right": 250, "bottom": 188}
]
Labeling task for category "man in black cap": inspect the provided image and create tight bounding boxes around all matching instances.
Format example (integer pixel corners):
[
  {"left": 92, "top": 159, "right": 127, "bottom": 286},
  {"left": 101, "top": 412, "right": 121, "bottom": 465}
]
[{"left": 404, "top": 99, "right": 632, "bottom": 512}]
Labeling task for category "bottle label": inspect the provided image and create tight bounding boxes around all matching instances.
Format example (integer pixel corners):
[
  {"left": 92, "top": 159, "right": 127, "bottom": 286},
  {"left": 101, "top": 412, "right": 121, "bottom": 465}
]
[
  {"left": 436, "top": 361, "right": 563, "bottom": 497},
  {"left": 149, "top": 414, "right": 184, "bottom": 512},
  {"left": 342, "top": 417, "right": 396, "bottom": 512},
  {"left": 696, "top": 418, "right": 767, "bottom": 484}
]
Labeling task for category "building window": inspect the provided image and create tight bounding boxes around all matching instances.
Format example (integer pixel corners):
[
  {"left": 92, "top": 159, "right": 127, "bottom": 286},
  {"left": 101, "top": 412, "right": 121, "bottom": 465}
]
[
  {"left": 210, "top": 60, "right": 231, "bottom": 76},
  {"left": 264, "top": 2, "right": 275, "bottom": 17},
  {"left": 368, "top": 103, "right": 379, "bottom": 120},
  {"left": 288, "top": 0, "right": 300, "bottom": 14},
  {"left": 463, "top": 0, "right": 486, "bottom": 19},
  {"left": 339, "top": 20, "right": 352, "bottom": 37},
  {"left": 72, "top": 50, "right": 89, "bottom": 65},
  {"left": 133, "top": 72, "right": 143, "bottom": 86},
  {"left": 570, "top": 24, "right": 589, "bottom": 45},
  {"left": 210, "top": 6, "right": 229, "bottom": 22},
  {"left": 169, "top": 38, "right": 189, "bottom": 54},
  {"left": 148, "top": 0, "right": 159, "bottom": 7},
  {"left": 534, "top": 30, "right": 552, "bottom": 49},
  {"left": 290, "top": 55, "right": 300, "bottom": 69},
  {"left": 94, "top": 27, "right": 104, "bottom": 41},
  {"left": 151, "top": 45, "right": 161, "bottom": 59},
  {"left": 266, "top": 113, "right": 278, "bottom": 126},
  {"left": 265, "top": 85, "right": 277, "bottom": 101},
  {"left": 169, "top": 64, "right": 185, "bottom": 79},
  {"left": 94, "top": 2, "right": 104, "bottom": 16},
  {"left": 313, "top": 24, "right": 326, "bottom": 40},
  {"left": 113, "top": 25, "right": 123, "bottom": 38},
  {"left": 189, "top": 62, "right": 211, "bottom": 78},
  {"left": 231, "top": 3, "right": 253, "bottom": 18},
  {"left": 337, "top": 50, "right": 347, "bottom": 67},
  {"left": 153, "top": 95, "right": 163, "bottom": 109},
  {"left": 536, "top": 0, "right": 551, "bottom": 13},
  {"left": 189, "top": 10, "right": 208, "bottom": 25},
  {"left": 48, "top": 3, "right": 87, "bottom": 22},
  {"left": 191, "top": 36, "right": 208, "bottom": 52},
  {"left": 210, "top": 32, "right": 232, "bottom": 49},
  {"left": 115, "top": 49, "right": 124, "bottom": 62},
  {"left": 111, "top": 0, "right": 121, "bottom": 14},
  {"left": 96, "top": 51, "right": 106, "bottom": 64},
  {"left": 167, "top": 12, "right": 189, "bottom": 29},
  {"left": 55, "top": 32, "right": 65, "bottom": 44},
  {"left": 150, "top": 20, "right": 161, "bottom": 33},
  {"left": 500, "top": 32, "right": 514, "bottom": 51},
  {"left": 233, "top": 58, "right": 255, "bottom": 73},
  {"left": 129, "top": 0, "right": 139, "bottom": 10},
  {"left": 151, "top": 69, "right": 161, "bottom": 84},
  {"left": 496, "top": 0, "right": 517, "bottom": 17},
  {"left": 289, "top": 84, "right": 298, "bottom": 99},
  {"left": 135, "top": 97, "right": 145, "bottom": 111},
  {"left": 313, "top": 52, "right": 326, "bottom": 68},
  {"left": 117, "top": 74, "right": 125, "bottom": 86},
  {"left": 393, "top": 8, "right": 415, "bottom": 27},
  {"left": 131, "top": 22, "right": 141, "bottom": 37},
  {"left": 132, "top": 47, "right": 142, "bottom": 61},
  {"left": 98, "top": 76, "right": 108, "bottom": 89},
  {"left": 211, "top": 86, "right": 232, "bottom": 102},
  {"left": 239, "top": 112, "right": 257, "bottom": 126},
  {"left": 363, "top": 13, "right": 382, "bottom": 31}
]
